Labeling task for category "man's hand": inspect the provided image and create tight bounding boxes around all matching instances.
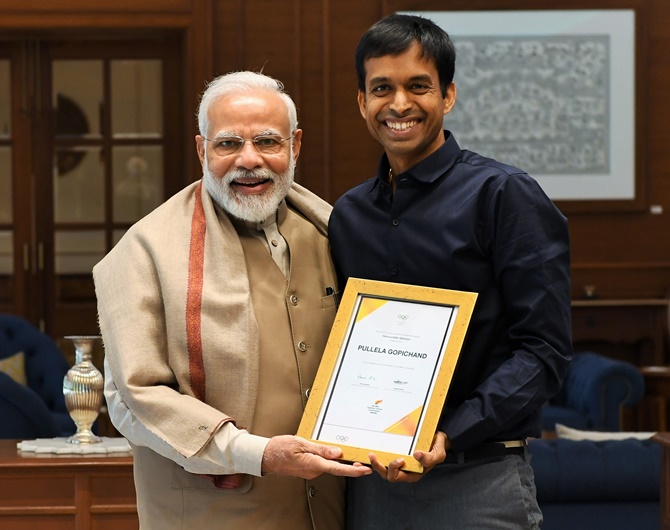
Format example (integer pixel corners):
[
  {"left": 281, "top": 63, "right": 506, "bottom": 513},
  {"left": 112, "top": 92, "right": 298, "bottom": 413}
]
[
  {"left": 369, "top": 431, "right": 449, "bottom": 483},
  {"left": 261, "top": 435, "right": 373, "bottom": 479}
]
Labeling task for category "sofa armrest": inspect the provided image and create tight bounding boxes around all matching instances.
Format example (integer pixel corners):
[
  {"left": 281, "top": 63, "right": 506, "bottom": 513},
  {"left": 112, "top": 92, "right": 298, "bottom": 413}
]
[
  {"left": 0, "top": 371, "right": 62, "bottom": 439},
  {"left": 553, "top": 351, "right": 644, "bottom": 431}
]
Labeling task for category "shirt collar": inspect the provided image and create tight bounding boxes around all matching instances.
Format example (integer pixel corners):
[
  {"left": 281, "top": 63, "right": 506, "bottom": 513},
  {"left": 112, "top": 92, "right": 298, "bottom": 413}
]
[{"left": 373, "top": 130, "right": 462, "bottom": 186}]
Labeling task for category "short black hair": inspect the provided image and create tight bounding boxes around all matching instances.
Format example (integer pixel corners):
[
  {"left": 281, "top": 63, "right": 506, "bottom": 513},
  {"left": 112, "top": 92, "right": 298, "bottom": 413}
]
[{"left": 355, "top": 14, "right": 456, "bottom": 97}]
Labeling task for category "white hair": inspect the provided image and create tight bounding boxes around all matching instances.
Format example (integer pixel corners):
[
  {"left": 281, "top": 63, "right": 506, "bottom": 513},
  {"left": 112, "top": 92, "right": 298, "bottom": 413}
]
[{"left": 197, "top": 71, "right": 298, "bottom": 136}]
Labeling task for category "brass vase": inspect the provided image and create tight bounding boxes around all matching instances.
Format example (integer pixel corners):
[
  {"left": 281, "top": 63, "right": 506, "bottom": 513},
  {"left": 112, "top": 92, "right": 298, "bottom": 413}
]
[{"left": 63, "top": 335, "right": 104, "bottom": 444}]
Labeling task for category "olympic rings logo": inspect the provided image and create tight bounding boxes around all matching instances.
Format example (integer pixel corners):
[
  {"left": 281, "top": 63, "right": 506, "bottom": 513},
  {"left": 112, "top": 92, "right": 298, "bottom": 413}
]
[
  {"left": 397, "top": 314, "right": 409, "bottom": 321},
  {"left": 335, "top": 435, "right": 349, "bottom": 443}
]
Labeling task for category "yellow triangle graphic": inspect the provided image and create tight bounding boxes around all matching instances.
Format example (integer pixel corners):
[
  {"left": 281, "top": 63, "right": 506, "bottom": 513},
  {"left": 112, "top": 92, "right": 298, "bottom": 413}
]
[
  {"left": 383, "top": 406, "right": 422, "bottom": 436},
  {"left": 355, "top": 297, "right": 388, "bottom": 323}
]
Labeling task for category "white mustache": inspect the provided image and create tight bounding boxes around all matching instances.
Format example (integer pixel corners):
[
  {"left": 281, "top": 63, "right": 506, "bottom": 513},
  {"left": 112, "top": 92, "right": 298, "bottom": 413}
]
[{"left": 224, "top": 168, "right": 275, "bottom": 184}]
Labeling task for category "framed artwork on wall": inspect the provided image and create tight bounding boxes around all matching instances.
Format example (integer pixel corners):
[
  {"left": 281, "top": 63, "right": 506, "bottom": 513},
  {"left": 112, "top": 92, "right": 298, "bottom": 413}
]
[{"left": 391, "top": 5, "right": 646, "bottom": 213}]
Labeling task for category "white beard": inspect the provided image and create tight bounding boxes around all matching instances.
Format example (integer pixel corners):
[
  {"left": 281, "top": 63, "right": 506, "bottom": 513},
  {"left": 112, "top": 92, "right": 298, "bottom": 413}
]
[{"left": 203, "top": 158, "right": 294, "bottom": 223}]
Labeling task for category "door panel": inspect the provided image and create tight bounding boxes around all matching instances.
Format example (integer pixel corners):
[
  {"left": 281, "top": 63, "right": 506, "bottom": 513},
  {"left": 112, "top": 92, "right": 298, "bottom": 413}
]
[
  {"left": 0, "top": 118, "right": 10, "bottom": 291},
  {"left": 1, "top": 36, "right": 182, "bottom": 337},
  {"left": 0, "top": 59, "right": 10, "bottom": 291}
]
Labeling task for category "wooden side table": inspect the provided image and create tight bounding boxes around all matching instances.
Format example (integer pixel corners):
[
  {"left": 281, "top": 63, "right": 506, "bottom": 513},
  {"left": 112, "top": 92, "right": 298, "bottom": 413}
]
[
  {"left": 571, "top": 298, "right": 669, "bottom": 367},
  {"left": 642, "top": 366, "right": 670, "bottom": 432},
  {"left": 0, "top": 439, "right": 137, "bottom": 529},
  {"left": 653, "top": 432, "right": 670, "bottom": 530}
]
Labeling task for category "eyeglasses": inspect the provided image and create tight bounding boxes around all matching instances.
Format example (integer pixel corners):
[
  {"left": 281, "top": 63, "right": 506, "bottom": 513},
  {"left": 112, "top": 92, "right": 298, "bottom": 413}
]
[{"left": 203, "top": 134, "right": 294, "bottom": 156}]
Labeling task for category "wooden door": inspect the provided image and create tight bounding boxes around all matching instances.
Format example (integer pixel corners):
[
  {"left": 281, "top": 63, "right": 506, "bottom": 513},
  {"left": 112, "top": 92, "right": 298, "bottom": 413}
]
[{"left": 0, "top": 35, "right": 184, "bottom": 338}]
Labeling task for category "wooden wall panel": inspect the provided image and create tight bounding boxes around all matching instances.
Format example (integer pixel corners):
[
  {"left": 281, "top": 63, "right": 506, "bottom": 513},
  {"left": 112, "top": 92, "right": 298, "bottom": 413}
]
[
  {"left": 0, "top": 0, "right": 191, "bottom": 11},
  {"left": 211, "top": 1, "right": 245, "bottom": 74},
  {"left": 572, "top": 264, "right": 670, "bottom": 300},
  {"left": 294, "top": 1, "right": 329, "bottom": 198},
  {"left": 326, "top": 1, "right": 384, "bottom": 200},
  {"left": 211, "top": 0, "right": 382, "bottom": 197}
]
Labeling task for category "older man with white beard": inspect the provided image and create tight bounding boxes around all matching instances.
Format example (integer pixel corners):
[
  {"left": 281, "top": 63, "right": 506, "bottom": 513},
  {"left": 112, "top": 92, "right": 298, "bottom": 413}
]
[{"left": 93, "top": 71, "right": 370, "bottom": 530}]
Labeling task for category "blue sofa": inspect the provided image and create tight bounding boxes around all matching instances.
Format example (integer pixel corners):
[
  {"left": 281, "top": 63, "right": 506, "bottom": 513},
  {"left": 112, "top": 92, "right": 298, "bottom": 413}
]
[
  {"left": 0, "top": 371, "right": 62, "bottom": 438},
  {"left": 542, "top": 351, "right": 645, "bottom": 432},
  {"left": 529, "top": 438, "right": 660, "bottom": 530},
  {"left": 0, "top": 314, "right": 75, "bottom": 437}
]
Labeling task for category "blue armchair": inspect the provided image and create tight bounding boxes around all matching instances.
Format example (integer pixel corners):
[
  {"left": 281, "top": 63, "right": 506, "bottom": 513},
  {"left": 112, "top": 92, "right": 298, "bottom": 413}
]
[
  {"left": 0, "top": 314, "right": 75, "bottom": 437},
  {"left": 542, "top": 351, "right": 645, "bottom": 432}
]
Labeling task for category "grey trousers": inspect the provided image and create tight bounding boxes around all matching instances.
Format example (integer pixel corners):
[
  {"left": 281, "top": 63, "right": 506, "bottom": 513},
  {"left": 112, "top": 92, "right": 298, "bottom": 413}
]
[{"left": 346, "top": 450, "right": 542, "bottom": 530}]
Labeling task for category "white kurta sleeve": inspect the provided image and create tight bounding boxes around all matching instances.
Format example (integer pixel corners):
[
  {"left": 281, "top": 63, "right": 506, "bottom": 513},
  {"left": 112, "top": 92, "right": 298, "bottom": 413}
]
[{"left": 104, "top": 357, "right": 268, "bottom": 476}]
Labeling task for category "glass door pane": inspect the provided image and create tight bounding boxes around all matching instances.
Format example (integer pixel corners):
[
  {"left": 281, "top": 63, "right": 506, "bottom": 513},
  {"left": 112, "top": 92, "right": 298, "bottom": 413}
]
[
  {"left": 54, "top": 231, "right": 106, "bottom": 275},
  {"left": 111, "top": 60, "right": 163, "bottom": 138},
  {"left": 53, "top": 60, "right": 104, "bottom": 225},
  {"left": 54, "top": 146, "right": 105, "bottom": 223},
  {"left": 51, "top": 59, "right": 106, "bottom": 322},
  {"left": 53, "top": 60, "right": 103, "bottom": 139},
  {"left": 110, "top": 59, "right": 164, "bottom": 228},
  {"left": 112, "top": 145, "right": 163, "bottom": 223}
]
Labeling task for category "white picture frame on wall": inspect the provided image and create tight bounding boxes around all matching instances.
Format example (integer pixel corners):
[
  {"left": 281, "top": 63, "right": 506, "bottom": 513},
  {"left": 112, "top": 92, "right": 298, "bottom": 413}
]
[{"left": 405, "top": 10, "right": 636, "bottom": 203}]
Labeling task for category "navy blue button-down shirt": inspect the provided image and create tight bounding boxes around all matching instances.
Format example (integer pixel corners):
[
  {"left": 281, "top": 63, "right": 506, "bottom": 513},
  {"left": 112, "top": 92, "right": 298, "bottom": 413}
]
[{"left": 329, "top": 131, "right": 572, "bottom": 452}]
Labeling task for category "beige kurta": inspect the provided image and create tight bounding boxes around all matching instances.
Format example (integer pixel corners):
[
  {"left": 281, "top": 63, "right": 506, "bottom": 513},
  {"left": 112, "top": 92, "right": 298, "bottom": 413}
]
[
  {"left": 229, "top": 205, "right": 344, "bottom": 528},
  {"left": 94, "top": 181, "right": 343, "bottom": 529}
]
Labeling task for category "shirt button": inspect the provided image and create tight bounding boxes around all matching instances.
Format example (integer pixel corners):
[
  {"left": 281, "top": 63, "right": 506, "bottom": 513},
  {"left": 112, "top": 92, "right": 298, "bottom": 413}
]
[
  {"left": 391, "top": 268, "right": 398, "bottom": 276},
  {"left": 309, "top": 486, "right": 316, "bottom": 497},
  {"left": 289, "top": 294, "right": 299, "bottom": 305},
  {"left": 298, "top": 341, "right": 308, "bottom": 352},
  {"left": 271, "top": 239, "right": 279, "bottom": 247},
  {"left": 305, "top": 388, "right": 311, "bottom": 399},
  {"left": 392, "top": 219, "right": 400, "bottom": 227}
]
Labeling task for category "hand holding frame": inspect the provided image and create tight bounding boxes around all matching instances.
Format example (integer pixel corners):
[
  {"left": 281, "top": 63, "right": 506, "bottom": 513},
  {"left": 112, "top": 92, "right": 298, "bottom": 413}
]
[{"left": 369, "top": 431, "right": 448, "bottom": 483}]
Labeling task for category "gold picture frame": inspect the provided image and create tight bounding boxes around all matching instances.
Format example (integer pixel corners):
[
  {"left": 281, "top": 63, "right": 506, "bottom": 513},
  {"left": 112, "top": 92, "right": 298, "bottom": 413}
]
[{"left": 297, "top": 278, "right": 477, "bottom": 473}]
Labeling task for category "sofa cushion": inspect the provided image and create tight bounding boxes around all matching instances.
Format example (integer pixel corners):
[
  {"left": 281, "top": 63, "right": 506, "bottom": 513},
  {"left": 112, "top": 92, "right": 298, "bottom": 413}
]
[
  {"left": 529, "top": 438, "right": 660, "bottom": 503},
  {"left": 555, "top": 423, "right": 656, "bottom": 441},
  {"left": 0, "top": 351, "right": 27, "bottom": 386}
]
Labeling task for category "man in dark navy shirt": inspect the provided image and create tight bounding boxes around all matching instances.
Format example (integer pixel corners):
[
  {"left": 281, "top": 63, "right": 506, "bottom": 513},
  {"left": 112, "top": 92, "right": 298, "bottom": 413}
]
[{"left": 329, "top": 14, "right": 572, "bottom": 530}]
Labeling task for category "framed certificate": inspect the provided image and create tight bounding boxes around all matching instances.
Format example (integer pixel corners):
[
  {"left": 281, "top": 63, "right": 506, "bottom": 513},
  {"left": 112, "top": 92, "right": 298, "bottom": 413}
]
[{"left": 297, "top": 278, "right": 477, "bottom": 473}]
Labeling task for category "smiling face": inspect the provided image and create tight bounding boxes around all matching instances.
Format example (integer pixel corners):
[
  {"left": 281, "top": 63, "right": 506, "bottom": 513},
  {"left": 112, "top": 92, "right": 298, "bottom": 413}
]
[
  {"left": 358, "top": 41, "right": 456, "bottom": 174},
  {"left": 195, "top": 88, "right": 302, "bottom": 222}
]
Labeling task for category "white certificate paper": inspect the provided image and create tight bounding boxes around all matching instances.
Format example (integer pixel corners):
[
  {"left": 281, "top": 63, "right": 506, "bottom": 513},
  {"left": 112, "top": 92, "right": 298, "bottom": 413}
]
[
  {"left": 314, "top": 296, "right": 457, "bottom": 455},
  {"left": 298, "top": 278, "right": 476, "bottom": 472}
]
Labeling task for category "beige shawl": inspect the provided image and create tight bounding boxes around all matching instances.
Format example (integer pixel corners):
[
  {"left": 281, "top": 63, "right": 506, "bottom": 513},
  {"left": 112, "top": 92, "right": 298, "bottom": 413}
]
[{"left": 94, "top": 180, "right": 331, "bottom": 464}]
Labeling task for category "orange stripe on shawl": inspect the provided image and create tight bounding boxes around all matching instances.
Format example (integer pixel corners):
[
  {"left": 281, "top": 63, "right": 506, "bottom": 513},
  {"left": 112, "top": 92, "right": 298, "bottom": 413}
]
[
  {"left": 186, "top": 182, "right": 207, "bottom": 402},
  {"left": 187, "top": 183, "right": 244, "bottom": 490}
]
